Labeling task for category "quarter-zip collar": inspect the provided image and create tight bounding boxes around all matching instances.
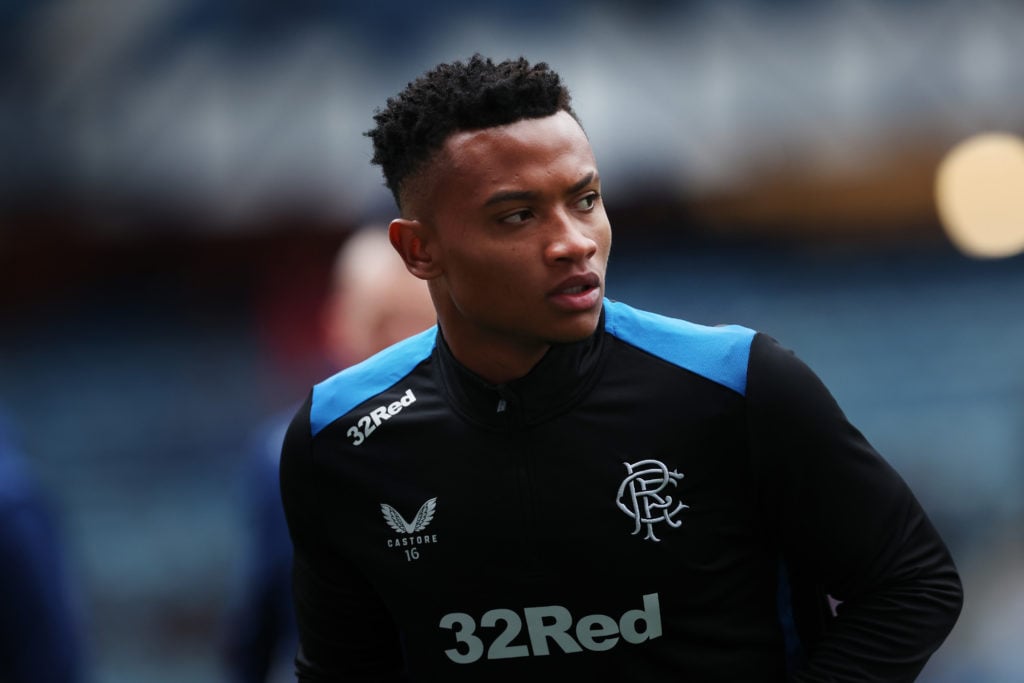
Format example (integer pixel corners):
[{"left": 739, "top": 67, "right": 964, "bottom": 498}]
[{"left": 433, "top": 306, "right": 609, "bottom": 430}]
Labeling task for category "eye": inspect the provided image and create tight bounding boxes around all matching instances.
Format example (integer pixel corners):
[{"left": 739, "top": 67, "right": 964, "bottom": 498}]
[
  {"left": 575, "top": 192, "right": 600, "bottom": 211},
  {"left": 500, "top": 209, "right": 533, "bottom": 225}
]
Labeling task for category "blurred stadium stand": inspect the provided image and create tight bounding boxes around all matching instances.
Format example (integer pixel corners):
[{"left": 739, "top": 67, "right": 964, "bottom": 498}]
[{"left": 1, "top": 1, "right": 1022, "bottom": 682}]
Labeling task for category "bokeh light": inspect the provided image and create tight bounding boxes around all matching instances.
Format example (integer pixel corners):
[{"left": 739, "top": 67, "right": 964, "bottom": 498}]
[{"left": 936, "top": 132, "right": 1024, "bottom": 259}]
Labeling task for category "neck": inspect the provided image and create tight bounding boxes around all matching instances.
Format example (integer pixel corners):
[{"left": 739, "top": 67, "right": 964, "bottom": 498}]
[{"left": 438, "top": 324, "right": 550, "bottom": 385}]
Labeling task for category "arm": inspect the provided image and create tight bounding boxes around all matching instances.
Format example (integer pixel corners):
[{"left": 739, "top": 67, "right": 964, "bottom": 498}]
[
  {"left": 746, "top": 334, "right": 962, "bottom": 682},
  {"left": 279, "top": 395, "right": 408, "bottom": 682}
]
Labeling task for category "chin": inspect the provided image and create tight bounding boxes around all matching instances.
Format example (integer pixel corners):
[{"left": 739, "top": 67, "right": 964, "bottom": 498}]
[{"left": 548, "top": 313, "right": 602, "bottom": 345}]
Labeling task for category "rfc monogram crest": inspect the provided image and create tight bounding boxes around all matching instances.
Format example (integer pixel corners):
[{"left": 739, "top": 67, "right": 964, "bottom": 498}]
[{"left": 616, "top": 459, "right": 688, "bottom": 542}]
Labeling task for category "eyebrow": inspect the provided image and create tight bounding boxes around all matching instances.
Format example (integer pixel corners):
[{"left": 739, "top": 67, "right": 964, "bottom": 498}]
[
  {"left": 484, "top": 189, "right": 536, "bottom": 207},
  {"left": 483, "top": 171, "right": 597, "bottom": 207},
  {"left": 567, "top": 171, "right": 596, "bottom": 196}
]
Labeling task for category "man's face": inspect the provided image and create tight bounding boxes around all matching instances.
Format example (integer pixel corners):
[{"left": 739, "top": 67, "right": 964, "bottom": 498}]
[{"left": 413, "top": 110, "right": 611, "bottom": 373}]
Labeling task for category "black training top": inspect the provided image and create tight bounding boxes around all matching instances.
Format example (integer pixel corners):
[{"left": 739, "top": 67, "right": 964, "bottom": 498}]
[{"left": 280, "top": 299, "right": 962, "bottom": 682}]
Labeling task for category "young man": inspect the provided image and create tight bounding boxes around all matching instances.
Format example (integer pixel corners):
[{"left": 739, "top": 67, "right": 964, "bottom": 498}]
[{"left": 280, "top": 55, "right": 962, "bottom": 681}]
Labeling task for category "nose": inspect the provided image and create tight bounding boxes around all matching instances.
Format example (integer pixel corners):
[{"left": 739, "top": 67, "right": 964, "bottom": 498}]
[{"left": 544, "top": 210, "right": 599, "bottom": 264}]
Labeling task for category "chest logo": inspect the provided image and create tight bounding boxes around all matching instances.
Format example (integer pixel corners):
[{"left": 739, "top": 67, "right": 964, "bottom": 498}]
[
  {"left": 616, "top": 459, "right": 688, "bottom": 542},
  {"left": 382, "top": 497, "right": 438, "bottom": 561},
  {"left": 381, "top": 497, "right": 437, "bottom": 534}
]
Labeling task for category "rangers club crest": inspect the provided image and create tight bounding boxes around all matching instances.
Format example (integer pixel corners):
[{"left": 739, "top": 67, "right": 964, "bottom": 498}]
[{"left": 616, "top": 460, "right": 688, "bottom": 542}]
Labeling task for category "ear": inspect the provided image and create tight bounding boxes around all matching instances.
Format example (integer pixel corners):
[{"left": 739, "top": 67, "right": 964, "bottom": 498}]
[{"left": 389, "top": 218, "right": 441, "bottom": 280}]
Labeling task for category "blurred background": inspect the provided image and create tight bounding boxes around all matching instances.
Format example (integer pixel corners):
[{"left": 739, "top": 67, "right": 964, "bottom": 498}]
[{"left": 1, "top": 0, "right": 1022, "bottom": 681}]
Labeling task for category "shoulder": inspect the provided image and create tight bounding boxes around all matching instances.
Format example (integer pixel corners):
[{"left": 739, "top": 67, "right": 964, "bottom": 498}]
[
  {"left": 603, "top": 299, "right": 756, "bottom": 395},
  {"left": 310, "top": 326, "right": 438, "bottom": 437}
]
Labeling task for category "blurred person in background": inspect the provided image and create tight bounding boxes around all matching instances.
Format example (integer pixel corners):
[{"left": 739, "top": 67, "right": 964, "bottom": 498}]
[
  {"left": 0, "top": 412, "right": 86, "bottom": 683},
  {"left": 280, "top": 55, "right": 963, "bottom": 681},
  {"left": 222, "top": 228, "right": 436, "bottom": 683}
]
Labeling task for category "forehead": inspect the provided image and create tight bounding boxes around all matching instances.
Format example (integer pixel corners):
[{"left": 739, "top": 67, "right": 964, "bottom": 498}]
[
  {"left": 446, "top": 109, "right": 589, "bottom": 157},
  {"left": 437, "top": 111, "right": 596, "bottom": 195}
]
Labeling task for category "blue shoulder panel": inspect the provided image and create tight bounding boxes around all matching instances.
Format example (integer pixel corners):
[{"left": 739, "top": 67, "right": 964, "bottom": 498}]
[
  {"left": 310, "top": 326, "right": 437, "bottom": 436},
  {"left": 603, "top": 299, "right": 755, "bottom": 395}
]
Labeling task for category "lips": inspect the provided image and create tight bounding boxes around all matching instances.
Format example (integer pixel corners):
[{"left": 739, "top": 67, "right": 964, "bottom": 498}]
[
  {"left": 550, "top": 273, "right": 601, "bottom": 297},
  {"left": 547, "top": 273, "right": 603, "bottom": 312}
]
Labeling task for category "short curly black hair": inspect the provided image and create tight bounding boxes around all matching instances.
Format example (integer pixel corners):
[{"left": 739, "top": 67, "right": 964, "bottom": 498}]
[{"left": 366, "top": 54, "right": 577, "bottom": 210}]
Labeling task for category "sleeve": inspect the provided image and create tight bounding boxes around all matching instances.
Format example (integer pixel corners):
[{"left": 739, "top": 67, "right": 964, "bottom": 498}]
[
  {"left": 745, "top": 334, "right": 963, "bottom": 682},
  {"left": 279, "top": 393, "right": 408, "bottom": 682}
]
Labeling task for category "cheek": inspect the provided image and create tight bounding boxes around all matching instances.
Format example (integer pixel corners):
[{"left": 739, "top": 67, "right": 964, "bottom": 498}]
[
  {"left": 449, "top": 246, "right": 535, "bottom": 304},
  {"left": 458, "top": 243, "right": 521, "bottom": 276},
  {"left": 599, "top": 211, "right": 613, "bottom": 240},
  {"left": 593, "top": 220, "right": 613, "bottom": 262}
]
